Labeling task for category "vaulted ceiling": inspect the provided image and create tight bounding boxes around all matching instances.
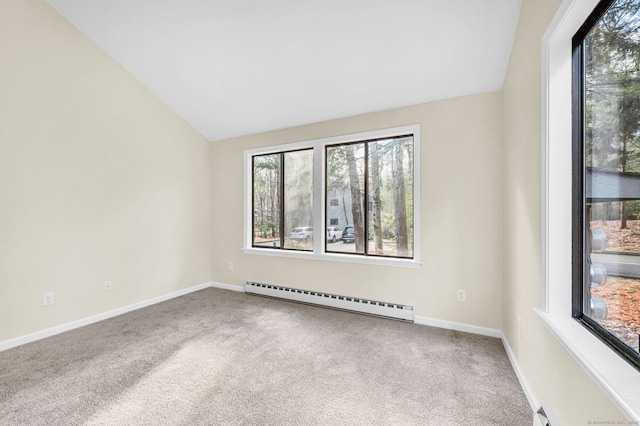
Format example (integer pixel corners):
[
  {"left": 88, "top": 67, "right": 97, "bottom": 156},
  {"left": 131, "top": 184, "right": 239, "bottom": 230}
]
[{"left": 48, "top": 0, "right": 522, "bottom": 142}]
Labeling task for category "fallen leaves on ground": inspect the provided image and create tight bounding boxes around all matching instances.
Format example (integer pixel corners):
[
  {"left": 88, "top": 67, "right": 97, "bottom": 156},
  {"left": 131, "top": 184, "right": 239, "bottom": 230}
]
[
  {"left": 590, "top": 219, "right": 640, "bottom": 252},
  {"left": 591, "top": 276, "right": 640, "bottom": 352}
]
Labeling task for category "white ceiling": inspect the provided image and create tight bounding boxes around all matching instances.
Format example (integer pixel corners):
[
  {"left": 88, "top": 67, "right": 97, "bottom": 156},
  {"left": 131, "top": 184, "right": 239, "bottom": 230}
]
[{"left": 47, "top": 0, "right": 522, "bottom": 142}]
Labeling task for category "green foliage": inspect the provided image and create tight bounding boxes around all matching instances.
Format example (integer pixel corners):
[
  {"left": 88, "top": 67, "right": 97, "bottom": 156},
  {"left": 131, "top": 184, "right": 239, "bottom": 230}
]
[
  {"left": 585, "top": 0, "right": 640, "bottom": 173},
  {"left": 585, "top": 0, "right": 640, "bottom": 229}
]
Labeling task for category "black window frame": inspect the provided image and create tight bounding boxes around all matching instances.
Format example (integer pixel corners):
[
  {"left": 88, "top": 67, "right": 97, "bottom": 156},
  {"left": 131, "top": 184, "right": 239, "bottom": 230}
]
[
  {"left": 251, "top": 147, "right": 314, "bottom": 252},
  {"left": 572, "top": 0, "right": 640, "bottom": 371},
  {"left": 324, "top": 135, "right": 415, "bottom": 259}
]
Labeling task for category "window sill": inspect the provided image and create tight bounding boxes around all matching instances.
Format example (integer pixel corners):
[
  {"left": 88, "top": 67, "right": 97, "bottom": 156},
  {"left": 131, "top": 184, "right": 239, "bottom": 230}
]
[
  {"left": 242, "top": 247, "right": 422, "bottom": 268},
  {"left": 536, "top": 309, "right": 640, "bottom": 421}
]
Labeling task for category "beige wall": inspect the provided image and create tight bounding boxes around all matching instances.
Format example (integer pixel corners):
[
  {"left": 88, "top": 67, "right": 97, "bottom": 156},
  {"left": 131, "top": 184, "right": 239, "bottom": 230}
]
[
  {"left": 212, "top": 92, "right": 505, "bottom": 329},
  {"left": 1, "top": 0, "right": 630, "bottom": 421},
  {"left": 503, "top": 0, "right": 626, "bottom": 422},
  {"left": 0, "top": 0, "right": 212, "bottom": 341}
]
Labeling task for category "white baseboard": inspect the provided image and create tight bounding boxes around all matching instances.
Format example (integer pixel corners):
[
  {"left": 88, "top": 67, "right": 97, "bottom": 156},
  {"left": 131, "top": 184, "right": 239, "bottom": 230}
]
[
  {"left": 0, "top": 279, "right": 541, "bottom": 418},
  {"left": 413, "top": 315, "right": 538, "bottom": 414},
  {"left": 210, "top": 281, "right": 244, "bottom": 292},
  {"left": 500, "top": 333, "right": 540, "bottom": 413},
  {"left": 414, "top": 315, "right": 502, "bottom": 338},
  {"left": 0, "top": 282, "right": 212, "bottom": 353}
]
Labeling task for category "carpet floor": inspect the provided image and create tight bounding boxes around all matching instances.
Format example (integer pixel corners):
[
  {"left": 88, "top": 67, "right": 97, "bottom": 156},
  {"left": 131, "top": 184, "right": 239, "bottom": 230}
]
[{"left": 0, "top": 287, "right": 531, "bottom": 425}]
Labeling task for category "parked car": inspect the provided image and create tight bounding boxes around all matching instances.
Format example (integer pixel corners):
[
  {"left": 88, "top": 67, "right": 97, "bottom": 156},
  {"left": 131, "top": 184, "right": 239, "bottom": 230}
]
[
  {"left": 291, "top": 227, "right": 313, "bottom": 242},
  {"left": 341, "top": 226, "right": 355, "bottom": 243},
  {"left": 326, "top": 226, "right": 341, "bottom": 243}
]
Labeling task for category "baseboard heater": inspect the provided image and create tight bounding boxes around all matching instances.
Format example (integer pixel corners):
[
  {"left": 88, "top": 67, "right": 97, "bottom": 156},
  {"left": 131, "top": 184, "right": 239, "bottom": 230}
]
[{"left": 245, "top": 281, "right": 414, "bottom": 322}]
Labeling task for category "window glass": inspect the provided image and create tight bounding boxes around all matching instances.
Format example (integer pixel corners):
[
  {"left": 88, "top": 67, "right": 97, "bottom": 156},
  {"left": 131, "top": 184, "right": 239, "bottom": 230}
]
[
  {"left": 326, "top": 136, "right": 414, "bottom": 258},
  {"left": 326, "top": 143, "right": 365, "bottom": 254},
  {"left": 283, "top": 150, "right": 314, "bottom": 250},
  {"left": 246, "top": 125, "right": 419, "bottom": 265},
  {"left": 252, "top": 153, "right": 281, "bottom": 248},
  {"left": 577, "top": 0, "right": 640, "bottom": 366},
  {"left": 368, "top": 137, "right": 414, "bottom": 258}
]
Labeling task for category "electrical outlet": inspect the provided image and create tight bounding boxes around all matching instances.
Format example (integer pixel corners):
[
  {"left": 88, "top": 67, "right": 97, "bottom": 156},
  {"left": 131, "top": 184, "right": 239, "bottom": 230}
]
[
  {"left": 104, "top": 280, "right": 112, "bottom": 291},
  {"left": 456, "top": 289, "right": 466, "bottom": 302},
  {"left": 228, "top": 262, "right": 233, "bottom": 271},
  {"left": 43, "top": 292, "right": 55, "bottom": 306}
]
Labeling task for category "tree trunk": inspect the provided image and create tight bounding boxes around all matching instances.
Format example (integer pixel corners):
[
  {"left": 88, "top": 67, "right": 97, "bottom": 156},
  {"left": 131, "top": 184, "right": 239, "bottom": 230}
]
[
  {"left": 345, "top": 145, "right": 364, "bottom": 253},
  {"left": 274, "top": 160, "right": 281, "bottom": 239},
  {"left": 370, "top": 143, "right": 383, "bottom": 254},
  {"left": 342, "top": 194, "right": 349, "bottom": 227},
  {"left": 621, "top": 138, "right": 628, "bottom": 229},
  {"left": 392, "top": 142, "right": 408, "bottom": 256}
]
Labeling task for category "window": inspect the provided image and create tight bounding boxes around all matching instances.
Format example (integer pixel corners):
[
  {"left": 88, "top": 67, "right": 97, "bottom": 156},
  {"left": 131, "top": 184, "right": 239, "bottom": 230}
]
[
  {"left": 252, "top": 149, "right": 313, "bottom": 251},
  {"left": 244, "top": 125, "right": 420, "bottom": 267},
  {"left": 325, "top": 136, "right": 414, "bottom": 258},
  {"left": 573, "top": 0, "right": 640, "bottom": 370},
  {"left": 542, "top": 0, "right": 640, "bottom": 417}
]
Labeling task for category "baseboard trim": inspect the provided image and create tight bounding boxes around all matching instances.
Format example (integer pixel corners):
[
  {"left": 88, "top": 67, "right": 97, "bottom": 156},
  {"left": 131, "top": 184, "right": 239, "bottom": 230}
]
[
  {"left": 210, "top": 282, "right": 244, "bottom": 292},
  {"left": 500, "top": 333, "right": 539, "bottom": 413},
  {"left": 0, "top": 280, "right": 540, "bottom": 417},
  {"left": 413, "top": 315, "right": 537, "bottom": 414},
  {"left": 0, "top": 282, "right": 212, "bottom": 353},
  {"left": 414, "top": 315, "right": 502, "bottom": 338}
]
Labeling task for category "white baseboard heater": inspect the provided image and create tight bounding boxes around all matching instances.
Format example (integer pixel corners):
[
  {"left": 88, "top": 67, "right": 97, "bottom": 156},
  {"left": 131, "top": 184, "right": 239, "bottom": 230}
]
[{"left": 245, "top": 281, "right": 414, "bottom": 322}]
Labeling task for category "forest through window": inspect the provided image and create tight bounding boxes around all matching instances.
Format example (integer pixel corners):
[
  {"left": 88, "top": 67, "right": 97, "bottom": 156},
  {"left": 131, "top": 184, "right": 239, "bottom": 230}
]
[
  {"left": 248, "top": 127, "right": 418, "bottom": 263},
  {"left": 574, "top": 0, "right": 640, "bottom": 369}
]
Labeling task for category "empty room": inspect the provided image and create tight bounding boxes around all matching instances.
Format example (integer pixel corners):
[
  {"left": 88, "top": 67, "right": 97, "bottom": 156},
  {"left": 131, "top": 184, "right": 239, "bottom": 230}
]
[{"left": 1, "top": 0, "right": 639, "bottom": 424}]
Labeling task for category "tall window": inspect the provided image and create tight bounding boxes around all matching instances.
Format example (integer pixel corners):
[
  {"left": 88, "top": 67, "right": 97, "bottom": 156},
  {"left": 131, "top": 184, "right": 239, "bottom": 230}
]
[
  {"left": 573, "top": 0, "right": 640, "bottom": 370},
  {"left": 245, "top": 125, "right": 420, "bottom": 267}
]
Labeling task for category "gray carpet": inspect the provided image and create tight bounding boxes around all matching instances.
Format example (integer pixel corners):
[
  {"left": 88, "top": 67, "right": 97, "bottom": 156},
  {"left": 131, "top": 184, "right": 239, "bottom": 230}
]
[{"left": 0, "top": 288, "right": 531, "bottom": 425}]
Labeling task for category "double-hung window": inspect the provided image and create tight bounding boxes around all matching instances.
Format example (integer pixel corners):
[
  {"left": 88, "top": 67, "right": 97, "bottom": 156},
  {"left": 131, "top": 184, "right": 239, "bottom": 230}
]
[
  {"left": 245, "top": 125, "right": 420, "bottom": 267},
  {"left": 573, "top": 0, "right": 640, "bottom": 370}
]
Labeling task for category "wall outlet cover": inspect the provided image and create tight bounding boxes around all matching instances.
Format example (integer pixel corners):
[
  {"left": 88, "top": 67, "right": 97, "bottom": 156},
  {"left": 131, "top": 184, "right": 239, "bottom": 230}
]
[{"left": 43, "top": 292, "right": 55, "bottom": 306}]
